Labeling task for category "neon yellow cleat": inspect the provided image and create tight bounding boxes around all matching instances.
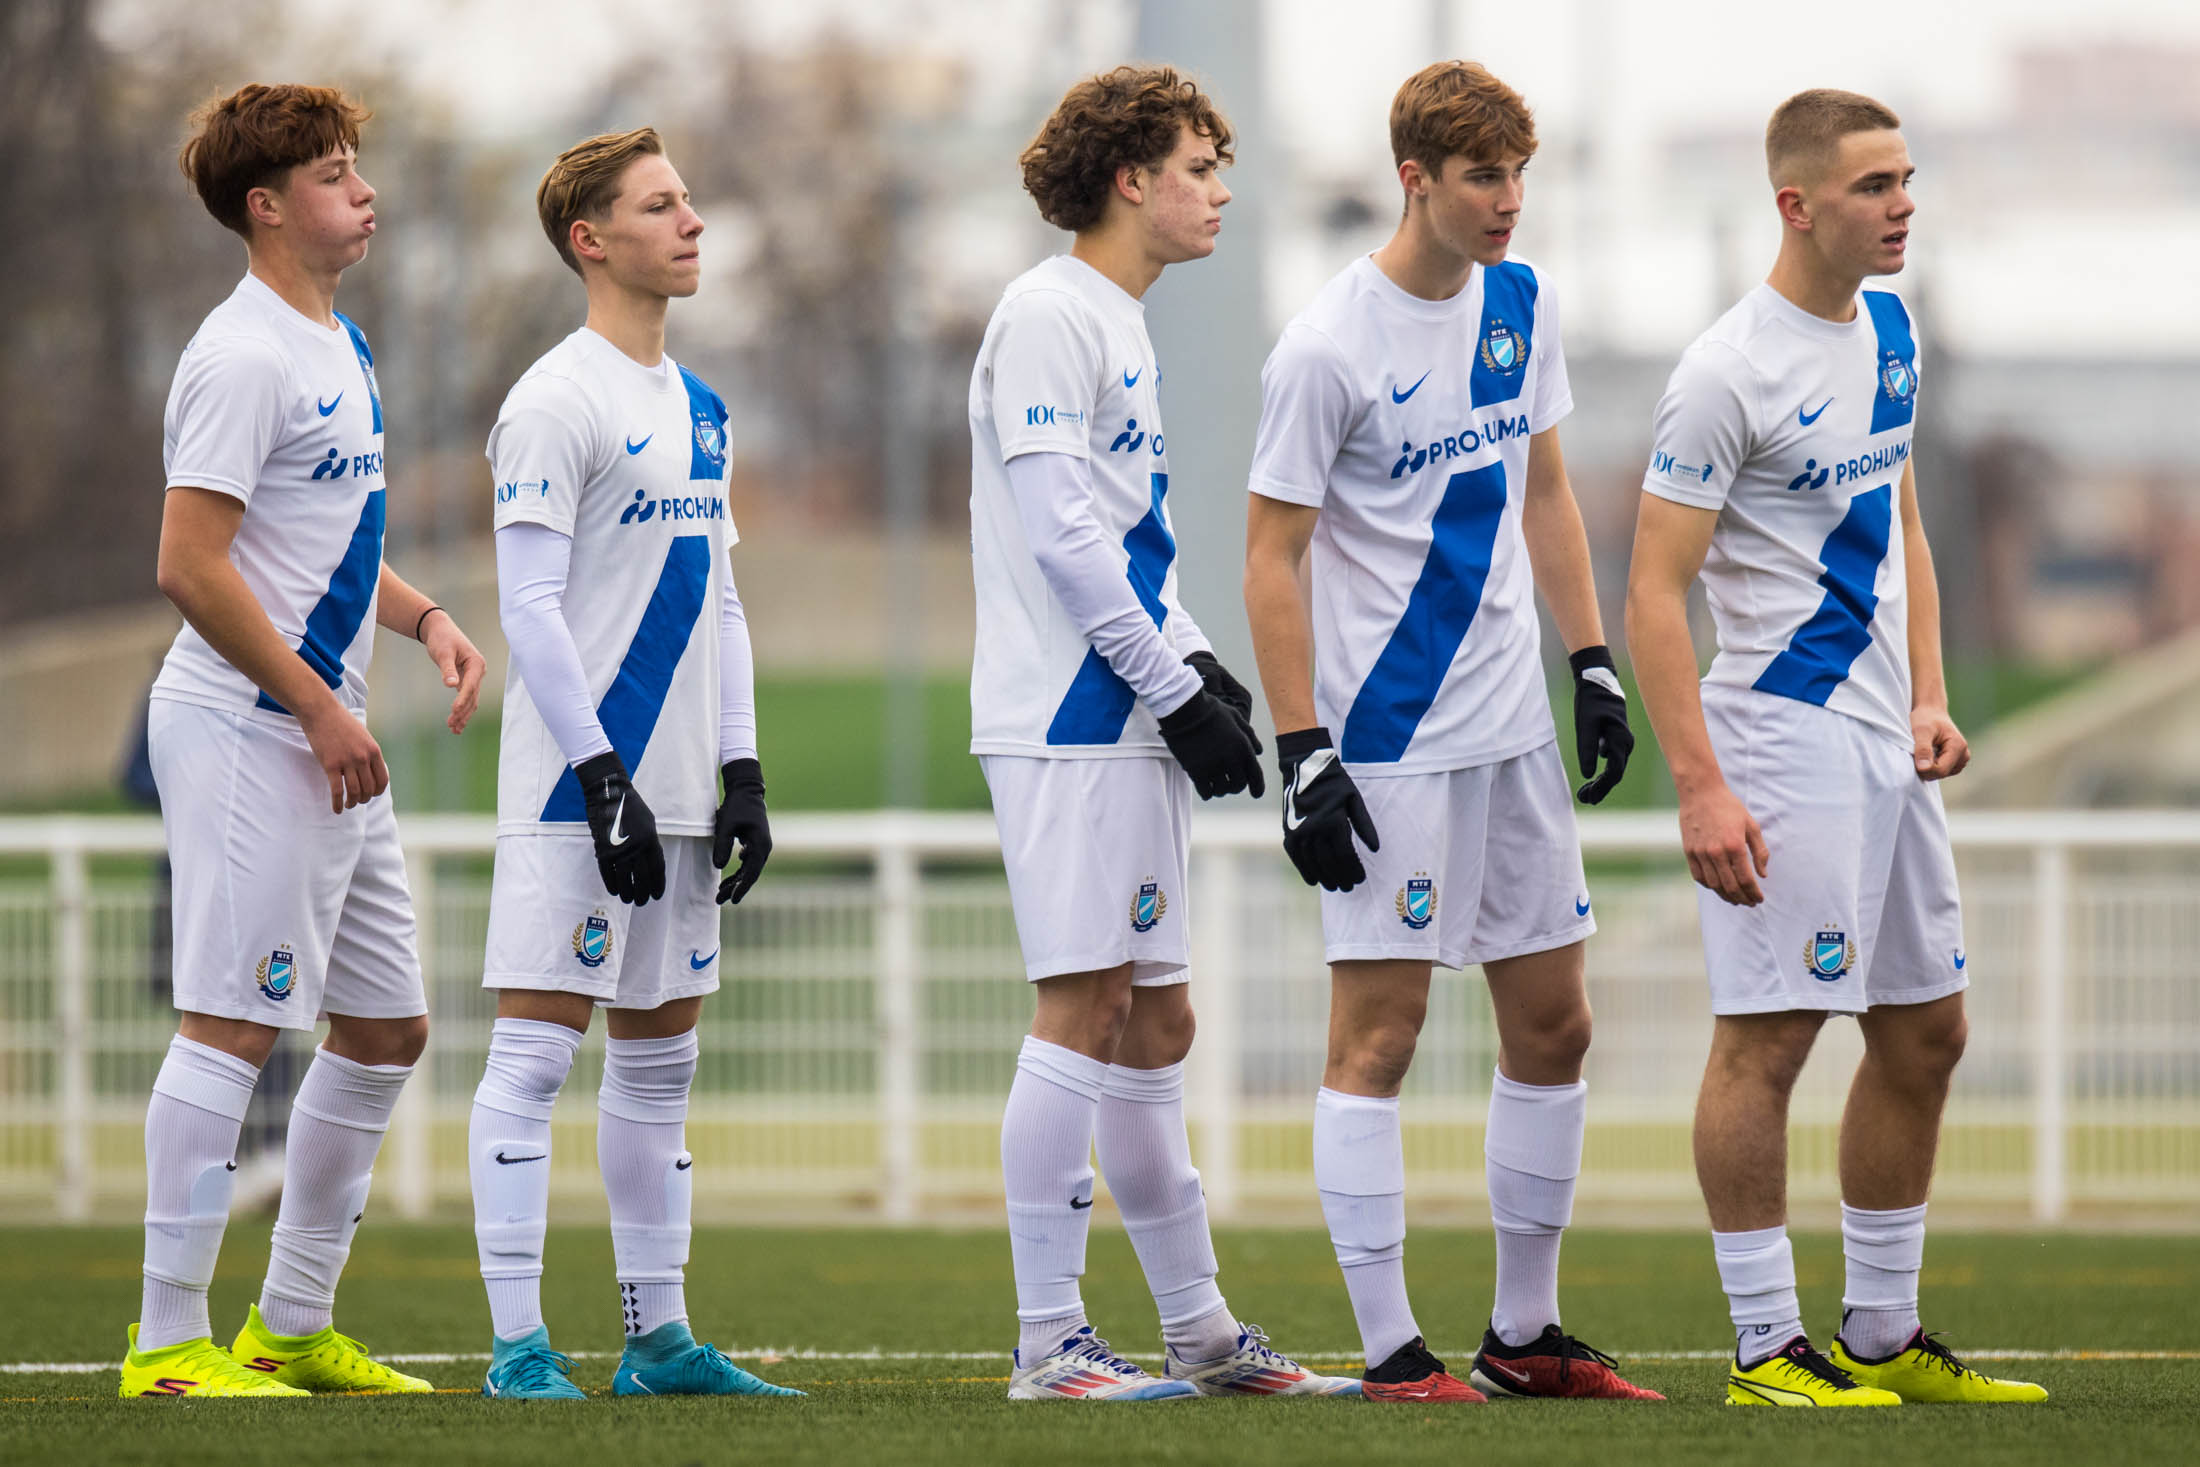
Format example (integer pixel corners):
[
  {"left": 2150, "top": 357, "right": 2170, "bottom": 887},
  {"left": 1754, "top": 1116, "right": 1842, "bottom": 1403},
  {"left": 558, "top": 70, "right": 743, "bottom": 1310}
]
[
  {"left": 1726, "top": 1337, "right": 1902, "bottom": 1406},
  {"left": 1829, "top": 1331, "right": 2047, "bottom": 1403},
  {"left": 228, "top": 1303, "right": 432, "bottom": 1394},
  {"left": 121, "top": 1324, "right": 311, "bottom": 1398}
]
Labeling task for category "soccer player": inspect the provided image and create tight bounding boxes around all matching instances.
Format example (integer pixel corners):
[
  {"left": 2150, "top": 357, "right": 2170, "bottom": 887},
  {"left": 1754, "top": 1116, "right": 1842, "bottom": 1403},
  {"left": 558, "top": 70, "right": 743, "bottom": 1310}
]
[
  {"left": 1626, "top": 89, "right": 2045, "bottom": 1407},
  {"left": 971, "top": 67, "right": 1351, "bottom": 1401},
  {"left": 464, "top": 127, "right": 796, "bottom": 1402},
  {"left": 122, "top": 83, "right": 488, "bottom": 1399},
  {"left": 1243, "top": 62, "right": 1658, "bottom": 1404}
]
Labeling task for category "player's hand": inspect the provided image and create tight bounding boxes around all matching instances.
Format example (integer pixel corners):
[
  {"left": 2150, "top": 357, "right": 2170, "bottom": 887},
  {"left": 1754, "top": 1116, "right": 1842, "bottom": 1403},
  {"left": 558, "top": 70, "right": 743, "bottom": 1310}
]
[
  {"left": 576, "top": 751, "right": 666, "bottom": 906},
  {"left": 1569, "top": 645, "right": 1634, "bottom": 804},
  {"left": 298, "top": 699, "right": 388, "bottom": 813},
  {"left": 1276, "top": 727, "right": 1379, "bottom": 890},
  {"left": 1679, "top": 783, "right": 1768, "bottom": 906},
  {"left": 1184, "top": 650, "right": 1256, "bottom": 732},
  {"left": 1157, "top": 689, "right": 1266, "bottom": 800},
  {"left": 1911, "top": 705, "right": 1969, "bottom": 781},
  {"left": 713, "top": 757, "right": 772, "bottom": 905},
  {"left": 420, "top": 609, "right": 487, "bottom": 735}
]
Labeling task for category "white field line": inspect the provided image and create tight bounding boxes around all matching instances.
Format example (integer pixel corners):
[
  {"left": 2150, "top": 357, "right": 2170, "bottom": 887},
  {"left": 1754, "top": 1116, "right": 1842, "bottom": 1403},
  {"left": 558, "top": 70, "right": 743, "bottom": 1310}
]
[{"left": 8, "top": 1346, "right": 2199, "bottom": 1374}]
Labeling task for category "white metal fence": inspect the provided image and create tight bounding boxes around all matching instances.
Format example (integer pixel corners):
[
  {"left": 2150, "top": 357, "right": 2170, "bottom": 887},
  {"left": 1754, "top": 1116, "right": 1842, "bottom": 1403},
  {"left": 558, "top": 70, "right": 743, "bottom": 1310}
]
[{"left": 3, "top": 811, "right": 2196, "bottom": 1226}]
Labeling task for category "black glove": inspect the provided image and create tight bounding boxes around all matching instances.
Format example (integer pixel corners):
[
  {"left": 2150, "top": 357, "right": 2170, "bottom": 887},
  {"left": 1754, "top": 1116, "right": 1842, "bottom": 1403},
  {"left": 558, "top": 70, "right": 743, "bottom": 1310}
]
[
  {"left": 713, "top": 757, "right": 772, "bottom": 906},
  {"left": 1569, "top": 645, "right": 1634, "bottom": 805},
  {"left": 1157, "top": 688, "right": 1265, "bottom": 800},
  {"left": 1183, "top": 650, "right": 1255, "bottom": 730},
  {"left": 575, "top": 751, "right": 665, "bottom": 906},
  {"left": 1276, "top": 727, "right": 1379, "bottom": 890}
]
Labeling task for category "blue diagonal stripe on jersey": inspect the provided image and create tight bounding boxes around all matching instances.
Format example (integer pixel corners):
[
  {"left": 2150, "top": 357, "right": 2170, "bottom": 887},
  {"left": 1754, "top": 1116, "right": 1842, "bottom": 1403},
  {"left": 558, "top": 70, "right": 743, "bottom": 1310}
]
[
  {"left": 1341, "top": 462, "right": 1508, "bottom": 764},
  {"left": 541, "top": 535, "right": 713, "bottom": 821},
  {"left": 256, "top": 488, "right": 386, "bottom": 715},
  {"left": 1046, "top": 472, "right": 1175, "bottom": 746},
  {"left": 1864, "top": 290, "right": 1916, "bottom": 435},
  {"left": 1469, "top": 261, "right": 1538, "bottom": 410},
  {"left": 334, "top": 313, "right": 383, "bottom": 434},
  {"left": 1752, "top": 483, "right": 1894, "bottom": 707}
]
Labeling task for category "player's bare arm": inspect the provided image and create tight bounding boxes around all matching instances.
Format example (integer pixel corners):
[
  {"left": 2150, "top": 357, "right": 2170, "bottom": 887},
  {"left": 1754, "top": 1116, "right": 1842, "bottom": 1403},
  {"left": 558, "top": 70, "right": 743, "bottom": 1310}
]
[
  {"left": 1898, "top": 460, "right": 1966, "bottom": 781},
  {"left": 1623, "top": 492, "right": 1767, "bottom": 905},
  {"left": 1242, "top": 494, "right": 1321, "bottom": 733},
  {"left": 1520, "top": 429, "right": 1602, "bottom": 651},
  {"left": 374, "top": 562, "right": 485, "bottom": 734},
  {"left": 156, "top": 485, "right": 387, "bottom": 812}
]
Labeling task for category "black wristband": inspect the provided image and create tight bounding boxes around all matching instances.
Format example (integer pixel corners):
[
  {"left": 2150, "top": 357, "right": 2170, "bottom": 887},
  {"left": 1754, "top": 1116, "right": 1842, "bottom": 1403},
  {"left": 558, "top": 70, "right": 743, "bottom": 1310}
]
[
  {"left": 1568, "top": 644, "right": 1616, "bottom": 677},
  {"left": 1275, "top": 726, "right": 1334, "bottom": 761},
  {"left": 574, "top": 750, "right": 627, "bottom": 785},
  {"left": 414, "top": 604, "right": 446, "bottom": 640}
]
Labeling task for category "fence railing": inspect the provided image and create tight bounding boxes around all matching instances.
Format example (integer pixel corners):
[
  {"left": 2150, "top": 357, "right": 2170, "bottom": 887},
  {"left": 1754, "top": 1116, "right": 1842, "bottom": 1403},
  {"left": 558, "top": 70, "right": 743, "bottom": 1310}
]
[{"left": 4, "top": 810, "right": 2197, "bottom": 1226}]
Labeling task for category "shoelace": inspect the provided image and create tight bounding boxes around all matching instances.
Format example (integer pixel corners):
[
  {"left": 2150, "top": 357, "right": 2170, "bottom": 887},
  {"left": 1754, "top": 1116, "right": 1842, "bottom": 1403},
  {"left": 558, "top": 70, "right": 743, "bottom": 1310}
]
[
  {"left": 1547, "top": 1334, "right": 1618, "bottom": 1383},
  {"left": 1773, "top": 1343, "right": 1859, "bottom": 1390},
  {"left": 1066, "top": 1333, "right": 1144, "bottom": 1378},
  {"left": 1910, "top": 1333, "right": 1979, "bottom": 1379},
  {"left": 505, "top": 1346, "right": 576, "bottom": 1391}
]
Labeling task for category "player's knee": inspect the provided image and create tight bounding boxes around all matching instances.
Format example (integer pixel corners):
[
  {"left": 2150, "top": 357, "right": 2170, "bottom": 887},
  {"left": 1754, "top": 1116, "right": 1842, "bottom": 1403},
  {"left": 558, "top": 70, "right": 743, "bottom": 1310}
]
[
  {"left": 329, "top": 1013, "right": 429, "bottom": 1068},
  {"left": 1907, "top": 1008, "right": 1968, "bottom": 1080},
  {"left": 1338, "top": 1021, "right": 1419, "bottom": 1094},
  {"left": 1533, "top": 1002, "right": 1593, "bottom": 1070}
]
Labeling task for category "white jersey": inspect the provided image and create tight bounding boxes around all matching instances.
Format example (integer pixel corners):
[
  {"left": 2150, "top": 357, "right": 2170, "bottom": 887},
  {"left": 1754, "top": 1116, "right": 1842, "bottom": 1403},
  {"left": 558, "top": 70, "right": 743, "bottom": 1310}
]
[
  {"left": 488, "top": 328, "right": 735, "bottom": 835},
  {"left": 154, "top": 273, "right": 389, "bottom": 719},
  {"left": 1643, "top": 283, "right": 1920, "bottom": 743},
  {"left": 1249, "top": 255, "right": 1572, "bottom": 773},
  {"left": 967, "top": 254, "right": 1204, "bottom": 759}
]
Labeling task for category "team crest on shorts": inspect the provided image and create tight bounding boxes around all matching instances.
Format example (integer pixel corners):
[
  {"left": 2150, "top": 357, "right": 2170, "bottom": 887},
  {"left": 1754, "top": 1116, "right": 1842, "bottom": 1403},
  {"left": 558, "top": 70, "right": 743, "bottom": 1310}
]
[
  {"left": 1396, "top": 874, "right": 1437, "bottom": 931},
  {"left": 1129, "top": 880, "right": 1168, "bottom": 934},
  {"left": 573, "top": 910, "right": 614, "bottom": 969},
  {"left": 1479, "top": 320, "right": 1528, "bottom": 378},
  {"left": 1808, "top": 928, "right": 1857, "bottom": 981},
  {"left": 253, "top": 945, "right": 297, "bottom": 1002}
]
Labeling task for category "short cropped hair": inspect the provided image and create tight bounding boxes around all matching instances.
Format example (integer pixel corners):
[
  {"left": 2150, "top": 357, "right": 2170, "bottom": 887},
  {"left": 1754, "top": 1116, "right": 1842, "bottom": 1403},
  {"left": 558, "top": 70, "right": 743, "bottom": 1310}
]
[
  {"left": 1019, "top": 66, "right": 1233, "bottom": 235},
  {"left": 1765, "top": 89, "right": 1901, "bottom": 188},
  {"left": 1390, "top": 61, "right": 1536, "bottom": 176},
  {"left": 537, "top": 127, "right": 664, "bottom": 275},
  {"left": 179, "top": 84, "right": 370, "bottom": 237}
]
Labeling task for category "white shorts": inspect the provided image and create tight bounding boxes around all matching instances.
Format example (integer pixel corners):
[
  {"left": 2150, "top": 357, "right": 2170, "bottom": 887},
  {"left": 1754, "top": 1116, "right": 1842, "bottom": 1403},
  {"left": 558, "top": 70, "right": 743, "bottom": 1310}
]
[
  {"left": 1698, "top": 684, "right": 1969, "bottom": 1016},
  {"left": 981, "top": 754, "right": 1192, "bottom": 984},
  {"left": 149, "top": 698, "right": 425, "bottom": 1032},
  {"left": 1321, "top": 740, "right": 1594, "bottom": 970},
  {"left": 482, "top": 834, "right": 723, "bottom": 1009}
]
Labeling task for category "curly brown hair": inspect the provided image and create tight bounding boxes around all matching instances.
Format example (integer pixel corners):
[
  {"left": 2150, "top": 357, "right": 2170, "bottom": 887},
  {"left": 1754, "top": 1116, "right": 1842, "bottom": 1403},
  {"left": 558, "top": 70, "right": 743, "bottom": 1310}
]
[
  {"left": 179, "top": 84, "right": 370, "bottom": 237},
  {"left": 1389, "top": 61, "right": 1535, "bottom": 176},
  {"left": 1019, "top": 66, "right": 1233, "bottom": 234}
]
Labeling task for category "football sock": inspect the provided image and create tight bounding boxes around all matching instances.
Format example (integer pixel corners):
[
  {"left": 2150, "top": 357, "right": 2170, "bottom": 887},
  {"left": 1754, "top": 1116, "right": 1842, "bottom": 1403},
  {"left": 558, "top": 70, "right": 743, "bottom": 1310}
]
[
  {"left": 600, "top": 1030, "right": 699, "bottom": 1338},
  {"left": 470, "top": 1017, "right": 581, "bottom": 1341},
  {"left": 1713, "top": 1224, "right": 1804, "bottom": 1366},
  {"left": 139, "top": 1036, "right": 258, "bottom": 1350},
  {"left": 1094, "top": 1060, "right": 1235, "bottom": 1363},
  {"left": 1002, "top": 1035, "right": 1106, "bottom": 1362},
  {"left": 1314, "top": 1086, "right": 1420, "bottom": 1368},
  {"left": 258, "top": 1047, "right": 411, "bottom": 1337},
  {"left": 1484, "top": 1069, "right": 1586, "bottom": 1346},
  {"left": 1839, "top": 1201, "right": 1927, "bottom": 1359}
]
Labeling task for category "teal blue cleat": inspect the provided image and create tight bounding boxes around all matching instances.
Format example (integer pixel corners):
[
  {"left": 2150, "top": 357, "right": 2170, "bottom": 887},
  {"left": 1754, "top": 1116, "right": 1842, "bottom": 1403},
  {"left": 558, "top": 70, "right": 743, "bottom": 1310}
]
[
  {"left": 613, "top": 1321, "right": 806, "bottom": 1397},
  {"left": 482, "top": 1326, "right": 588, "bottom": 1399}
]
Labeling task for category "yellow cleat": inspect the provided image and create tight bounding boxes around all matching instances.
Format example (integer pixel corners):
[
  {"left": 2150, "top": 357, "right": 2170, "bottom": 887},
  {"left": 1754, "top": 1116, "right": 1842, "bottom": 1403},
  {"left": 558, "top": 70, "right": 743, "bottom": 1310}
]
[
  {"left": 1726, "top": 1337, "right": 1902, "bottom": 1406},
  {"left": 1830, "top": 1331, "right": 2048, "bottom": 1403},
  {"left": 228, "top": 1303, "right": 432, "bottom": 1394},
  {"left": 120, "top": 1324, "right": 310, "bottom": 1398}
]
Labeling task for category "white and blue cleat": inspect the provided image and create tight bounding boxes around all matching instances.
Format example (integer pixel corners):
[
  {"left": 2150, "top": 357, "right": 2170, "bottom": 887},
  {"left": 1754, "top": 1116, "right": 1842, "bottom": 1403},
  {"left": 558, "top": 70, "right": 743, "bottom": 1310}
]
[
  {"left": 1164, "top": 1323, "right": 1362, "bottom": 1397},
  {"left": 482, "top": 1326, "right": 588, "bottom": 1399},
  {"left": 613, "top": 1321, "right": 805, "bottom": 1397},
  {"left": 1007, "top": 1325, "right": 1199, "bottom": 1401}
]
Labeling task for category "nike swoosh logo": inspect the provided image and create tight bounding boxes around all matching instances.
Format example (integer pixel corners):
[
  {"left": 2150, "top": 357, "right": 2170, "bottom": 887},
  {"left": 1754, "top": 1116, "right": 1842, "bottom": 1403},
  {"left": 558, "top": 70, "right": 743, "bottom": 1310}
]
[
  {"left": 1283, "top": 749, "right": 1338, "bottom": 831},
  {"left": 608, "top": 793, "right": 630, "bottom": 846},
  {"left": 625, "top": 433, "right": 653, "bottom": 455},
  {"left": 317, "top": 392, "right": 344, "bottom": 416},
  {"left": 1123, "top": 368, "right": 1141, "bottom": 388},
  {"left": 494, "top": 1151, "right": 545, "bottom": 1165},
  {"left": 1575, "top": 897, "right": 1592, "bottom": 917},
  {"left": 1069, "top": 1196, "right": 1093, "bottom": 1210},
  {"left": 1483, "top": 1358, "right": 1532, "bottom": 1385},
  {"left": 1953, "top": 950, "right": 1967, "bottom": 970},
  {"left": 225, "top": 1161, "right": 238, "bottom": 1171},
  {"left": 675, "top": 1157, "right": 693, "bottom": 1170},
  {"left": 1798, "top": 397, "right": 1833, "bottom": 426},
  {"left": 689, "top": 949, "right": 717, "bottom": 970},
  {"left": 1392, "top": 370, "right": 1431, "bottom": 404}
]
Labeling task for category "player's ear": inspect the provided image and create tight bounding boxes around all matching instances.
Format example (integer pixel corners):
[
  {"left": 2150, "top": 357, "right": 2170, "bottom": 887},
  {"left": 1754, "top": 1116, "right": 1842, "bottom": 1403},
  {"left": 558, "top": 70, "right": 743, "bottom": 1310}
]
[
  {"left": 1113, "top": 162, "right": 1145, "bottom": 208},
  {"left": 1774, "top": 184, "right": 1812, "bottom": 232},
  {"left": 245, "top": 184, "right": 284, "bottom": 233},
  {"left": 569, "top": 217, "right": 607, "bottom": 265}
]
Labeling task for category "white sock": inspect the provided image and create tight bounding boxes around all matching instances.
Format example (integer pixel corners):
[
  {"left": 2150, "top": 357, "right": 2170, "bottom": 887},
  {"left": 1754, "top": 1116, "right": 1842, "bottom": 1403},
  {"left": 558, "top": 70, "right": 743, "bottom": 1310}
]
[
  {"left": 1314, "top": 1086, "right": 1419, "bottom": 1368},
  {"left": 1714, "top": 1225, "right": 1804, "bottom": 1366},
  {"left": 600, "top": 1030, "right": 699, "bottom": 1338},
  {"left": 1095, "top": 1061, "right": 1236, "bottom": 1364},
  {"left": 470, "top": 1017, "right": 581, "bottom": 1341},
  {"left": 139, "top": 1035, "right": 259, "bottom": 1350},
  {"left": 1840, "top": 1201, "right": 1927, "bottom": 1359},
  {"left": 1002, "top": 1035, "right": 1106, "bottom": 1363},
  {"left": 1485, "top": 1070, "right": 1586, "bottom": 1346},
  {"left": 257, "top": 1048, "right": 411, "bottom": 1338}
]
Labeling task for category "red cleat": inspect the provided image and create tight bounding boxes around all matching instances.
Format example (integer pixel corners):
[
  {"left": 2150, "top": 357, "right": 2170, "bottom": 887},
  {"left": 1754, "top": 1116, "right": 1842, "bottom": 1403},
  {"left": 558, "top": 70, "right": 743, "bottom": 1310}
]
[
  {"left": 1469, "top": 1324, "right": 1666, "bottom": 1400},
  {"left": 1360, "top": 1336, "right": 1488, "bottom": 1403}
]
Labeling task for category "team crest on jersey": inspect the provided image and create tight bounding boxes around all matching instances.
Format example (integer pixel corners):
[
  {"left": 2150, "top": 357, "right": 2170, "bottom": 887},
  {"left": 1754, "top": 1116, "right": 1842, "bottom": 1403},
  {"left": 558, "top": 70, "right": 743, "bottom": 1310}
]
[
  {"left": 1479, "top": 319, "right": 1528, "bottom": 379},
  {"left": 1879, "top": 354, "right": 1916, "bottom": 406},
  {"left": 1808, "top": 928, "right": 1856, "bottom": 981},
  {"left": 573, "top": 910, "right": 614, "bottom": 969},
  {"left": 1129, "top": 880, "right": 1168, "bottom": 934},
  {"left": 692, "top": 413, "right": 725, "bottom": 464},
  {"left": 254, "top": 945, "right": 297, "bottom": 1002},
  {"left": 1396, "top": 875, "right": 1437, "bottom": 931}
]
